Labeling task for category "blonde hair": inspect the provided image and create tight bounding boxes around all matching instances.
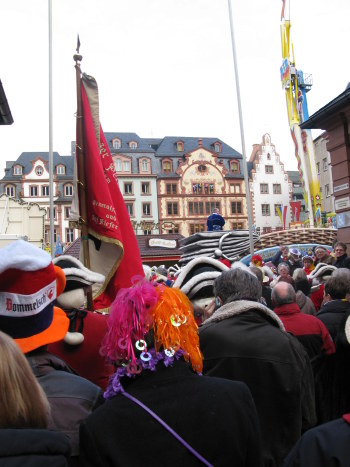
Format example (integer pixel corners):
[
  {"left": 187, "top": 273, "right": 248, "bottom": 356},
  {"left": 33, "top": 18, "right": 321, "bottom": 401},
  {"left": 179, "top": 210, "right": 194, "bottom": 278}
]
[{"left": 0, "top": 331, "right": 50, "bottom": 428}]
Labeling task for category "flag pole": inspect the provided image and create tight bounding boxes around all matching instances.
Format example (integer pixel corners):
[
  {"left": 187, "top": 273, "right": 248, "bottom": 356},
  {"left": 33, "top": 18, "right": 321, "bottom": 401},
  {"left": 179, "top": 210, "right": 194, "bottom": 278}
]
[
  {"left": 227, "top": 0, "right": 254, "bottom": 256},
  {"left": 48, "top": 0, "right": 54, "bottom": 258},
  {"left": 73, "top": 38, "right": 93, "bottom": 310}
]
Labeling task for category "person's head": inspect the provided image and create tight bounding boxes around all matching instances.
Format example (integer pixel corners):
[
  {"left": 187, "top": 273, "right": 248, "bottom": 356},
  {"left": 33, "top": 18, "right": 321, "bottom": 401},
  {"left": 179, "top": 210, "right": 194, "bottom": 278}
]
[
  {"left": 271, "top": 282, "right": 296, "bottom": 307},
  {"left": 0, "top": 331, "right": 50, "bottom": 429},
  {"left": 334, "top": 242, "right": 347, "bottom": 258},
  {"left": 292, "top": 268, "right": 307, "bottom": 282},
  {"left": 278, "top": 263, "right": 290, "bottom": 277},
  {"left": 281, "top": 246, "right": 289, "bottom": 257},
  {"left": 302, "top": 256, "right": 313, "bottom": 268},
  {"left": 315, "top": 246, "right": 328, "bottom": 261},
  {"left": 213, "top": 266, "right": 261, "bottom": 305},
  {"left": 325, "top": 271, "right": 350, "bottom": 300},
  {"left": 101, "top": 279, "right": 203, "bottom": 377},
  {"left": 0, "top": 240, "right": 69, "bottom": 354},
  {"left": 289, "top": 248, "right": 301, "bottom": 262},
  {"left": 213, "top": 208, "right": 220, "bottom": 214},
  {"left": 250, "top": 266, "right": 263, "bottom": 284},
  {"left": 332, "top": 268, "right": 350, "bottom": 299}
]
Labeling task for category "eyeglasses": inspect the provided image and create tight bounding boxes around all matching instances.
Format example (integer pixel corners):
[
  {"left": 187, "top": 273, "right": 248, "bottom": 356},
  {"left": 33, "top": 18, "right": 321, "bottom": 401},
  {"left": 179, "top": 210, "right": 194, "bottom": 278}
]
[{"left": 335, "top": 248, "right": 344, "bottom": 252}]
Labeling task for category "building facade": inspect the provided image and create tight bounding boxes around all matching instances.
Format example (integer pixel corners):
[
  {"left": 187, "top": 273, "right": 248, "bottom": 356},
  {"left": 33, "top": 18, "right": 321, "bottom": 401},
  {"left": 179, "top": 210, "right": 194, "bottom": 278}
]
[
  {"left": 249, "top": 134, "right": 292, "bottom": 233},
  {"left": 0, "top": 152, "right": 76, "bottom": 246},
  {"left": 314, "top": 132, "right": 335, "bottom": 216}
]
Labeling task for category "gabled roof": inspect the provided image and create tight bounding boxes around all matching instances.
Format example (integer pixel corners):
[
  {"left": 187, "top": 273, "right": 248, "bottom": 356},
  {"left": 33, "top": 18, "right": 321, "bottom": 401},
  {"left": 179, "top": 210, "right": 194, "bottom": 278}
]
[
  {"left": 300, "top": 83, "right": 350, "bottom": 130},
  {"left": 1, "top": 153, "right": 74, "bottom": 181}
]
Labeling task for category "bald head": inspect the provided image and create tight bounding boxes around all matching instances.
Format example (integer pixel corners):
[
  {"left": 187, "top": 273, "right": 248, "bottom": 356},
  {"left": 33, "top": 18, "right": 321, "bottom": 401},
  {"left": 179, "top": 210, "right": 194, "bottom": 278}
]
[{"left": 272, "top": 282, "right": 296, "bottom": 306}]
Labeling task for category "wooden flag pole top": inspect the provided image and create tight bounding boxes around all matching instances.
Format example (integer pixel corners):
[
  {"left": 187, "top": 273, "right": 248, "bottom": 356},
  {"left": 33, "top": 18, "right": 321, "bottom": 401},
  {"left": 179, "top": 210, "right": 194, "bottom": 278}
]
[{"left": 73, "top": 40, "right": 94, "bottom": 311}]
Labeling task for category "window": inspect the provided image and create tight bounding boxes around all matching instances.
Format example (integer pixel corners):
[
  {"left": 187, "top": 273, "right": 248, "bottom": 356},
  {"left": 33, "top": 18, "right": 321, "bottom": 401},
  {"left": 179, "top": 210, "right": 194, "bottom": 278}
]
[
  {"left": 166, "top": 183, "right": 177, "bottom": 195},
  {"left": 65, "top": 206, "right": 71, "bottom": 218},
  {"left": 232, "top": 222, "right": 243, "bottom": 229},
  {"left": 230, "top": 183, "right": 241, "bottom": 194},
  {"left": 260, "top": 183, "right": 269, "bottom": 194},
  {"left": 143, "top": 229, "right": 152, "bottom": 235},
  {"left": 168, "top": 225, "right": 179, "bottom": 234},
  {"left": 262, "top": 204, "right": 270, "bottom": 216},
  {"left": 267, "top": 153, "right": 271, "bottom": 160},
  {"left": 141, "top": 182, "right": 150, "bottom": 194},
  {"left": 142, "top": 203, "right": 151, "bottom": 216},
  {"left": 325, "top": 184, "right": 330, "bottom": 197},
  {"left": 66, "top": 228, "right": 74, "bottom": 243},
  {"left": 190, "top": 224, "right": 205, "bottom": 234},
  {"left": 129, "top": 141, "right": 137, "bottom": 149},
  {"left": 167, "top": 202, "right": 178, "bottom": 215},
  {"left": 273, "top": 184, "right": 281, "bottom": 194},
  {"left": 205, "top": 201, "right": 220, "bottom": 214},
  {"left": 115, "top": 158, "right": 122, "bottom": 171},
  {"left": 192, "top": 182, "right": 214, "bottom": 194},
  {"left": 13, "top": 165, "right": 22, "bottom": 175},
  {"left": 113, "top": 139, "right": 121, "bottom": 149},
  {"left": 35, "top": 166, "right": 43, "bottom": 176},
  {"left": 231, "top": 201, "right": 242, "bottom": 214},
  {"left": 214, "top": 142, "right": 221, "bottom": 153},
  {"left": 30, "top": 185, "right": 38, "bottom": 197},
  {"left": 42, "top": 185, "right": 49, "bottom": 197},
  {"left": 125, "top": 203, "right": 134, "bottom": 217},
  {"left": 177, "top": 142, "right": 184, "bottom": 152},
  {"left": 47, "top": 208, "right": 56, "bottom": 220},
  {"left": 124, "top": 182, "right": 133, "bottom": 194},
  {"left": 64, "top": 184, "right": 73, "bottom": 197},
  {"left": 162, "top": 161, "right": 172, "bottom": 173},
  {"left": 123, "top": 161, "right": 130, "bottom": 172},
  {"left": 188, "top": 202, "right": 204, "bottom": 215},
  {"left": 5, "top": 185, "right": 14, "bottom": 197},
  {"left": 265, "top": 165, "right": 273, "bottom": 174},
  {"left": 230, "top": 161, "right": 239, "bottom": 173},
  {"left": 56, "top": 165, "right": 65, "bottom": 175},
  {"left": 323, "top": 158, "right": 328, "bottom": 171},
  {"left": 141, "top": 159, "right": 148, "bottom": 171},
  {"left": 198, "top": 164, "right": 207, "bottom": 173},
  {"left": 317, "top": 162, "right": 320, "bottom": 174}
]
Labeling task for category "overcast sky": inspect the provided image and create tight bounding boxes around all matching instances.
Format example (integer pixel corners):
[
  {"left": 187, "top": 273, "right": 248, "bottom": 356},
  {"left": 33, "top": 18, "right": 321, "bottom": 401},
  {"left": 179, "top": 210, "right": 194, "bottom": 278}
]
[{"left": 1, "top": 0, "right": 349, "bottom": 177}]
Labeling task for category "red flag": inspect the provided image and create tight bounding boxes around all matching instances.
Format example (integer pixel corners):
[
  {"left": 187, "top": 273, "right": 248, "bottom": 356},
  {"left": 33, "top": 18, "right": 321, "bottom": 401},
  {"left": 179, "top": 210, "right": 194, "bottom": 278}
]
[
  {"left": 290, "top": 201, "right": 301, "bottom": 222},
  {"left": 74, "top": 73, "right": 144, "bottom": 312},
  {"left": 282, "top": 205, "right": 288, "bottom": 229}
]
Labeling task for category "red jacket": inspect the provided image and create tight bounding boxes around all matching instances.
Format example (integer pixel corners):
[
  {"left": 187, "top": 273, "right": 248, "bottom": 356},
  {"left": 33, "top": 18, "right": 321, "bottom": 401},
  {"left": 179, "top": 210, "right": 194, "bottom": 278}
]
[{"left": 274, "top": 302, "right": 335, "bottom": 359}]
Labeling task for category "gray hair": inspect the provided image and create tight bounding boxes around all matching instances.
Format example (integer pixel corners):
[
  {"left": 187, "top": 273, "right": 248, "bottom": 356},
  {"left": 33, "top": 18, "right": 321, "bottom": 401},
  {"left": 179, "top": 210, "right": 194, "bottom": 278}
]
[
  {"left": 325, "top": 270, "right": 350, "bottom": 298},
  {"left": 278, "top": 262, "right": 290, "bottom": 273},
  {"left": 271, "top": 282, "right": 296, "bottom": 306},
  {"left": 292, "top": 268, "right": 307, "bottom": 282},
  {"left": 214, "top": 267, "right": 262, "bottom": 304}
]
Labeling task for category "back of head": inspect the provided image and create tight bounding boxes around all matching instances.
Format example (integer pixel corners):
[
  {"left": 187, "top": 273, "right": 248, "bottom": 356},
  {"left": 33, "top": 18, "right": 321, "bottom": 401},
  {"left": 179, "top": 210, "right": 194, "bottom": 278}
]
[
  {"left": 292, "top": 268, "right": 307, "bottom": 282},
  {"left": 101, "top": 280, "right": 203, "bottom": 398},
  {"left": 214, "top": 265, "right": 262, "bottom": 305},
  {"left": 0, "top": 331, "right": 49, "bottom": 429},
  {"left": 325, "top": 273, "right": 349, "bottom": 299},
  {"left": 271, "top": 282, "right": 296, "bottom": 306},
  {"left": 250, "top": 266, "right": 263, "bottom": 283}
]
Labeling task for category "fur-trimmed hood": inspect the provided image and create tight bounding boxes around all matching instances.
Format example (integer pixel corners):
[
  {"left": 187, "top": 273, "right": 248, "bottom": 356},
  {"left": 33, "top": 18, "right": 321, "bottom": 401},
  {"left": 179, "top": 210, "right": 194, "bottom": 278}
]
[{"left": 203, "top": 299, "right": 285, "bottom": 331}]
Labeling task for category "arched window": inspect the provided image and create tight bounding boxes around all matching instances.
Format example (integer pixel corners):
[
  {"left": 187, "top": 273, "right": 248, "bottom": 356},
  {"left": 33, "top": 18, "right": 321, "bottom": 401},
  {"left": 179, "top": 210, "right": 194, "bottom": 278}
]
[
  {"left": 214, "top": 142, "right": 221, "bottom": 153},
  {"left": 113, "top": 138, "right": 121, "bottom": 149},
  {"left": 13, "top": 165, "right": 22, "bottom": 175},
  {"left": 35, "top": 166, "right": 43, "bottom": 176},
  {"left": 129, "top": 141, "right": 138, "bottom": 149},
  {"left": 176, "top": 141, "right": 184, "bottom": 152}
]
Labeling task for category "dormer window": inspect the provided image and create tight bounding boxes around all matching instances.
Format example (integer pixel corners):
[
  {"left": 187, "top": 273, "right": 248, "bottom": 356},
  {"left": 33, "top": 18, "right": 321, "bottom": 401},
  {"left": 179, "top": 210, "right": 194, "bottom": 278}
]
[
  {"left": 176, "top": 141, "right": 184, "bottom": 152},
  {"left": 64, "top": 184, "right": 73, "bottom": 197},
  {"left": 141, "top": 159, "right": 149, "bottom": 171},
  {"left": 35, "top": 166, "right": 43, "bottom": 176},
  {"left": 113, "top": 138, "right": 121, "bottom": 149},
  {"left": 5, "top": 185, "right": 15, "bottom": 197},
  {"left": 198, "top": 164, "right": 207, "bottom": 173},
  {"left": 115, "top": 158, "right": 122, "bottom": 171},
  {"left": 214, "top": 142, "right": 221, "bottom": 153},
  {"left": 129, "top": 141, "right": 138, "bottom": 149},
  {"left": 13, "top": 165, "right": 22, "bottom": 175},
  {"left": 56, "top": 165, "right": 65, "bottom": 175},
  {"left": 162, "top": 160, "right": 172, "bottom": 173},
  {"left": 230, "top": 161, "right": 240, "bottom": 174}
]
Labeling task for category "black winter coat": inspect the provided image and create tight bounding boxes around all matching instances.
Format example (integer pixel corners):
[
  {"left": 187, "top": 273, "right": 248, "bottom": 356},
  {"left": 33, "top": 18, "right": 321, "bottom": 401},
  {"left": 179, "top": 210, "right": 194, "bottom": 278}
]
[
  {"left": 0, "top": 428, "right": 71, "bottom": 466},
  {"left": 199, "top": 300, "right": 316, "bottom": 467},
  {"left": 333, "top": 254, "right": 350, "bottom": 269},
  {"left": 79, "top": 359, "right": 263, "bottom": 467},
  {"left": 317, "top": 299, "right": 350, "bottom": 342},
  {"left": 27, "top": 349, "right": 104, "bottom": 459}
]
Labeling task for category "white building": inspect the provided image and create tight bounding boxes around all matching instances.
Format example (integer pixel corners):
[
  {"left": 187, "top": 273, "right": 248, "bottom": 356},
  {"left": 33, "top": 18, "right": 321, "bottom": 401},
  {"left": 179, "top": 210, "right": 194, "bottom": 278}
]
[{"left": 249, "top": 134, "right": 292, "bottom": 233}]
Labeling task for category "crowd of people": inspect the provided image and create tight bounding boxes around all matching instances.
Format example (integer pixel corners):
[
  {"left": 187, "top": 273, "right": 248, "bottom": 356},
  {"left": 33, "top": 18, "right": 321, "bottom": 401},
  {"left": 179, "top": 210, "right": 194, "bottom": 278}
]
[{"left": 1, "top": 238, "right": 350, "bottom": 466}]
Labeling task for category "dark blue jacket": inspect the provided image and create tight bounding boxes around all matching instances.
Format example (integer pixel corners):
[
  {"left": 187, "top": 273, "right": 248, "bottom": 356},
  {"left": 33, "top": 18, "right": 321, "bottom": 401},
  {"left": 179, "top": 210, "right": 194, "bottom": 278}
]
[{"left": 207, "top": 213, "right": 225, "bottom": 231}]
